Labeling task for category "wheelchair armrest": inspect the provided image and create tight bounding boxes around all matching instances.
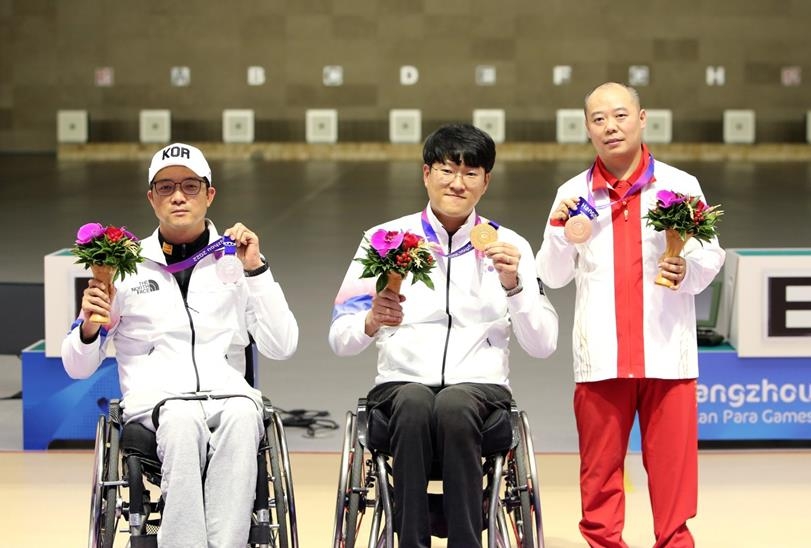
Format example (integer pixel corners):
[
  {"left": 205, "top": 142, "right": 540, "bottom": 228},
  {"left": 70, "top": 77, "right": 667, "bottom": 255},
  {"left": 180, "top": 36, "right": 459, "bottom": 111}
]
[
  {"left": 261, "top": 396, "right": 275, "bottom": 423},
  {"left": 356, "top": 397, "right": 369, "bottom": 448},
  {"left": 509, "top": 399, "right": 521, "bottom": 449},
  {"left": 109, "top": 398, "right": 123, "bottom": 426}
]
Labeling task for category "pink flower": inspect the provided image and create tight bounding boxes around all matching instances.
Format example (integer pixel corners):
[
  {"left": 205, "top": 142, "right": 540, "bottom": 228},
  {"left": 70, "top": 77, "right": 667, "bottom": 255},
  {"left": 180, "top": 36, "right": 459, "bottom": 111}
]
[
  {"left": 122, "top": 227, "right": 139, "bottom": 242},
  {"left": 370, "top": 229, "right": 404, "bottom": 256},
  {"left": 76, "top": 222, "right": 105, "bottom": 244},
  {"left": 656, "top": 190, "right": 686, "bottom": 209}
]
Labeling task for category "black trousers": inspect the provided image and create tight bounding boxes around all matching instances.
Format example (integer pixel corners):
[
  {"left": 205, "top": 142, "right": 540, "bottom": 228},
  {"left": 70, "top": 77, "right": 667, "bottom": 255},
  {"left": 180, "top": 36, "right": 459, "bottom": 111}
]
[{"left": 367, "top": 382, "right": 511, "bottom": 548}]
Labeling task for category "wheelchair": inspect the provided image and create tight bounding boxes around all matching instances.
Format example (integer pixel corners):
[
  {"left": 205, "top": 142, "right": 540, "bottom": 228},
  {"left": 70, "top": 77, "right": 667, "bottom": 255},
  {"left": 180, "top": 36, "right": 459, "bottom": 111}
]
[
  {"left": 87, "top": 344, "right": 298, "bottom": 548},
  {"left": 88, "top": 397, "right": 297, "bottom": 548},
  {"left": 332, "top": 397, "right": 544, "bottom": 548}
]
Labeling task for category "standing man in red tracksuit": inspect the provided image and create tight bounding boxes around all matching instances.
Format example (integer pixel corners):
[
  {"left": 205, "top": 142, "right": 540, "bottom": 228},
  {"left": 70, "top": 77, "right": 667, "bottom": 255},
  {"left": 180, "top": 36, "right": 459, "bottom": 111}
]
[{"left": 536, "top": 82, "right": 725, "bottom": 547}]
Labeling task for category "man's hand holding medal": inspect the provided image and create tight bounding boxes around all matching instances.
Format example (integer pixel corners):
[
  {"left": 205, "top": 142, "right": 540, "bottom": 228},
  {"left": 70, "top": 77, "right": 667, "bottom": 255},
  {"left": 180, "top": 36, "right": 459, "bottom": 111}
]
[
  {"left": 550, "top": 196, "right": 598, "bottom": 244},
  {"left": 471, "top": 223, "right": 521, "bottom": 292}
]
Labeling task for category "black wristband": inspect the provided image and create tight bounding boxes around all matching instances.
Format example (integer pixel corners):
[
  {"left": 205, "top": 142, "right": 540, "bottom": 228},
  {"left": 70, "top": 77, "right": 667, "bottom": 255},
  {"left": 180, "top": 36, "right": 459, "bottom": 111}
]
[{"left": 244, "top": 259, "right": 269, "bottom": 277}]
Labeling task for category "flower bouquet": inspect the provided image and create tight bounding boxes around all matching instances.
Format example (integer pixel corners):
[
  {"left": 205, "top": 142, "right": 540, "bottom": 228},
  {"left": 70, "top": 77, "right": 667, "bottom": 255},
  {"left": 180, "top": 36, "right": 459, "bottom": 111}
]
[
  {"left": 356, "top": 229, "right": 436, "bottom": 294},
  {"left": 71, "top": 222, "right": 143, "bottom": 323},
  {"left": 644, "top": 190, "right": 723, "bottom": 288}
]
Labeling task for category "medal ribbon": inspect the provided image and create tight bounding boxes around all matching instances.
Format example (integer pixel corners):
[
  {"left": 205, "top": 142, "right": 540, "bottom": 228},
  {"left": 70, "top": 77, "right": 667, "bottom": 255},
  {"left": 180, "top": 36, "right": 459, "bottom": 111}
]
[
  {"left": 162, "top": 236, "right": 234, "bottom": 274},
  {"left": 568, "top": 196, "right": 599, "bottom": 220},
  {"left": 582, "top": 153, "right": 656, "bottom": 211}
]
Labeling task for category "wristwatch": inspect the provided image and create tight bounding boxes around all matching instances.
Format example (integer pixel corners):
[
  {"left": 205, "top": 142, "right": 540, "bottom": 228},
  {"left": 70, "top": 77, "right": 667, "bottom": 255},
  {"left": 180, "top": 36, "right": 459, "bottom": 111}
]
[
  {"left": 502, "top": 275, "right": 523, "bottom": 297},
  {"left": 244, "top": 259, "right": 269, "bottom": 277}
]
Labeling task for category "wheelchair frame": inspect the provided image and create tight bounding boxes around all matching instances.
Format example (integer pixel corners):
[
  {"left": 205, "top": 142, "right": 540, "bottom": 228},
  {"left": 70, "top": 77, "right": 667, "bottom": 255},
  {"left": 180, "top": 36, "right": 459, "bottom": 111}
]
[
  {"left": 88, "top": 398, "right": 298, "bottom": 548},
  {"left": 332, "top": 398, "right": 545, "bottom": 548}
]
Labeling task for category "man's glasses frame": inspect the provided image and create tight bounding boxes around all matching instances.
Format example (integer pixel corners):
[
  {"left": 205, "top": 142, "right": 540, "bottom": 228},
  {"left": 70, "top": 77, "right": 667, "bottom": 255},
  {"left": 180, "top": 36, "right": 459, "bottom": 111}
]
[
  {"left": 151, "top": 177, "right": 207, "bottom": 196},
  {"left": 430, "top": 165, "right": 485, "bottom": 185}
]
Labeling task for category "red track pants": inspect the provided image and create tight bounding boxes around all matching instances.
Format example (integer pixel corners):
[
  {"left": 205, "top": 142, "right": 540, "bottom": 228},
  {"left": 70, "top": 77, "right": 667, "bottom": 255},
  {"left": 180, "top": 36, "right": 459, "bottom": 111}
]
[{"left": 574, "top": 378, "right": 697, "bottom": 548}]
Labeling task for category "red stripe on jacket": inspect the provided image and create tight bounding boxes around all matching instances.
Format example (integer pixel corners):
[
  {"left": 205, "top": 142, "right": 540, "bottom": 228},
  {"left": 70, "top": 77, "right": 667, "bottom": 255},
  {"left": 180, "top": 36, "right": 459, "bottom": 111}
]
[{"left": 592, "top": 146, "right": 650, "bottom": 378}]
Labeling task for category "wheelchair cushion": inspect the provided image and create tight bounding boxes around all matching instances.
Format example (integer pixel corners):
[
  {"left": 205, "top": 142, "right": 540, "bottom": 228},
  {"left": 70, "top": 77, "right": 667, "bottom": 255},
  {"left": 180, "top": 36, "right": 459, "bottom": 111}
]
[
  {"left": 367, "top": 406, "right": 513, "bottom": 458},
  {"left": 120, "top": 422, "right": 162, "bottom": 473}
]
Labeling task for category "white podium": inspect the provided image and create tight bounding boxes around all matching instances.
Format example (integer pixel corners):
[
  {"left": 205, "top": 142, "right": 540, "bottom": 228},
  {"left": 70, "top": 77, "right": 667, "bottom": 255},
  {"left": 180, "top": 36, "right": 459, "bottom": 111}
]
[
  {"left": 721, "top": 249, "right": 811, "bottom": 357},
  {"left": 44, "top": 249, "right": 116, "bottom": 358}
]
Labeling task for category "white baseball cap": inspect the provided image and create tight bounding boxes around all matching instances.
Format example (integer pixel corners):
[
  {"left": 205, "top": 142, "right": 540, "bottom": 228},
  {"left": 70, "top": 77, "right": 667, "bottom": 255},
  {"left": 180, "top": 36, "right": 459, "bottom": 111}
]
[{"left": 147, "top": 143, "right": 212, "bottom": 185}]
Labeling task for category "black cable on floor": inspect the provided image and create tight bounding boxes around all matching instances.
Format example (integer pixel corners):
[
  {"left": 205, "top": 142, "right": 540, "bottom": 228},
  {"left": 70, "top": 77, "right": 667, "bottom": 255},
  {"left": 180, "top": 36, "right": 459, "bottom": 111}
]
[{"left": 275, "top": 407, "right": 339, "bottom": 438}]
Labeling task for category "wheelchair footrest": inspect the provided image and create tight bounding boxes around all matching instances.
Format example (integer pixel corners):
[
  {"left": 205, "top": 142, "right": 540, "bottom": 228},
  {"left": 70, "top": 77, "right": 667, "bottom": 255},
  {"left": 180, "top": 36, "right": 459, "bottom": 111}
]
[{"left": 130, "top": 534, "right": 158, "bottom": 548}]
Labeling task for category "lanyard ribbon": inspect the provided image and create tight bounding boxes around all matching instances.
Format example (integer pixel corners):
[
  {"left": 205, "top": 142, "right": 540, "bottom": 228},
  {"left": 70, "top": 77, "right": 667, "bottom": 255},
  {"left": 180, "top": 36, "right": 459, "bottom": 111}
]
[
  {"left": 162, "top": 236, "right": 234, "bottom": 274},
  {"left": 580, "top": 153, "right": 656, "bottom": 214},
  {"left": 421, "top": 209, "right": 499, "bottom": 258}
]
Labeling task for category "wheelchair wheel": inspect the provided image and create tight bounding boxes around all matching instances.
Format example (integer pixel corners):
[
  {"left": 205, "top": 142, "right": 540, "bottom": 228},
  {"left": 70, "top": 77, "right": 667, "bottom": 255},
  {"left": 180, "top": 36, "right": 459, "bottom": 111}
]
[
  {"left": 521, "top": 411, "right": 545, "bottom": 548},
  {"left": 344, "top": 435, "right": 364, "bottom": 548},
  {"left": 516, "top": 411, "right": 544, "bottom": 548},
  {"left": 267, "top": 416, "right": 289, "bottom": 548},
  {"left": 512, "top": 429, "right": 535, "bottom": 548},
  {"left": 333, "top": 412, "right": 366, "bottom": 548},
  {"left": 88, "top": 416, "right": 119, "bottom": 548}
]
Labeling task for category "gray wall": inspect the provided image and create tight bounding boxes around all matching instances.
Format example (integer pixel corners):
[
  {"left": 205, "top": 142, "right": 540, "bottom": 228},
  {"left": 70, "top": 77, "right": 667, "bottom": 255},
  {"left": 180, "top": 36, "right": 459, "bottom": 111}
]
[{"left": 2, "top": 0, "right": 810, "bottom": 151}]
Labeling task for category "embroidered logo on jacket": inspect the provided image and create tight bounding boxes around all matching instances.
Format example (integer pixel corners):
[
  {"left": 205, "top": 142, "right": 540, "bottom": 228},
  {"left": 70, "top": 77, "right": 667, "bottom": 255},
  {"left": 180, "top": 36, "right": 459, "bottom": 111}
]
[{"left": 132, "top": 280, "right": 160, "bottom": 294}]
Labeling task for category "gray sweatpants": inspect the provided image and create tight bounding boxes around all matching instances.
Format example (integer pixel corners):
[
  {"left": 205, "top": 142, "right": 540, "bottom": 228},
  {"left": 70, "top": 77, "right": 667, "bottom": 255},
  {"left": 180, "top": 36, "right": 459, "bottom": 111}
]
[{"left": 154, "top": 396, "right": 264, "bottom": 548}]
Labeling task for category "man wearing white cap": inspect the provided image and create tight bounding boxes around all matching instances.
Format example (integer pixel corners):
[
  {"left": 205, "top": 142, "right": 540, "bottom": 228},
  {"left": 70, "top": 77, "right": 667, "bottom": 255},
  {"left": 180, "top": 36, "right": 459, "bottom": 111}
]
[{"left": 62, "top": 143, "right": 299, "bottom": 547}]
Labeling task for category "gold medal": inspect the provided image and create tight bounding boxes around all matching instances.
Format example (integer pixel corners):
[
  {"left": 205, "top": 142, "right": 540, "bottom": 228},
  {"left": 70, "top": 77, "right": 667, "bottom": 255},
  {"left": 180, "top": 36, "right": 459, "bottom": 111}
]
[
  {"left": 564, "top": 214, "right": 592, "bottom": 243},
  {"left": 471, "top": 223, "right": 498, "bottom": 251}
]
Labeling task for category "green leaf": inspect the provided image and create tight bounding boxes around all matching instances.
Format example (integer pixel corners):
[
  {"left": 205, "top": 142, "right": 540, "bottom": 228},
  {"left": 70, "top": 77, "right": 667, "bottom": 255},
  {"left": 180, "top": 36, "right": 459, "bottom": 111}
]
[{"left": 375, "top": 274, "right": 388, "bottom": 294}]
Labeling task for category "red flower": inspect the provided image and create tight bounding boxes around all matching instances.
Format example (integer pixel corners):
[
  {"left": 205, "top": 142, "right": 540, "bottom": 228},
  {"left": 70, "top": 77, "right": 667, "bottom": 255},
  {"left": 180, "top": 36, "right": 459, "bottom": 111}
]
[
  {"left": 105, "top": 226, "right": 124, "bottom": 242},
  {"left": 396, "top": 252, "right": 412, "bottom": 267},
  {"left": 401, "top": 232, "right": 421, "bottom": 250}
]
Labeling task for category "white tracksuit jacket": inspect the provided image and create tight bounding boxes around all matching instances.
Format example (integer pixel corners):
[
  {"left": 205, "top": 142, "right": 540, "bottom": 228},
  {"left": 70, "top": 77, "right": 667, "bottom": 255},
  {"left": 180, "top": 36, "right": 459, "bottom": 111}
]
[
  {"left": 61, "top": 221, "right": 298, "bottom": 423},
  {"left": 537, "top": 159, "right": 725, "bottom": 383},
  {"left": 329, "top": 206, "right": 559, "bottom": 388}
]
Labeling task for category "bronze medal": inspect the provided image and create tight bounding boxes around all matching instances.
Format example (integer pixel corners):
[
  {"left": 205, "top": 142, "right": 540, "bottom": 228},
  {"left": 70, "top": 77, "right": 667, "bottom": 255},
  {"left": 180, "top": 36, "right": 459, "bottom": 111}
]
[{"left": 564, "top": 214, "right": 592, "bottom": 243}]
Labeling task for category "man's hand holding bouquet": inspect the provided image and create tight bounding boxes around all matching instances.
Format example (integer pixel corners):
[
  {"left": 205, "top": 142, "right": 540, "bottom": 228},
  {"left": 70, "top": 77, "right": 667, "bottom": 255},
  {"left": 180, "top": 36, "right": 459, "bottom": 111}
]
[
  {"left": 71, "top": 222, "right": 143, "bottom": 323},
  {"left": 644, "top": 191, "right": 723, "bottom": 289}
]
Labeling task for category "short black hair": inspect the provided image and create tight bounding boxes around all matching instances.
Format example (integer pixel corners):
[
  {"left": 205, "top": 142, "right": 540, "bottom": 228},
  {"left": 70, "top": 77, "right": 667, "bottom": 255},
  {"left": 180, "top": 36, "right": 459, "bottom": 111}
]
[{"left": 422, "top": 123, "right": 496, "bottom": 173}]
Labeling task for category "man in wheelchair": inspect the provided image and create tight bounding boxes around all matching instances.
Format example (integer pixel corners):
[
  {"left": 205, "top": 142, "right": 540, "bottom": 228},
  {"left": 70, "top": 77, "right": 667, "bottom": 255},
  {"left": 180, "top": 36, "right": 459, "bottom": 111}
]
[
  {"left": 62, "top": 143, "right": 299, "bottom": 547},
  {"left": 329, "top": 124, "right": 559, "bottom": 547}
]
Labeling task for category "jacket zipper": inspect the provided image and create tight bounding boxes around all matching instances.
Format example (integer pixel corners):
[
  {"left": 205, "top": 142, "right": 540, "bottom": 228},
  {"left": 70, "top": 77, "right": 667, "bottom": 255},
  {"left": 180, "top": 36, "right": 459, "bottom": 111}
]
[
  {"left": 180, "top": 285, "right": 201, "bottom": 392},
  {"left": 440, "top": 237, "right": 453, "bottom": 387}
]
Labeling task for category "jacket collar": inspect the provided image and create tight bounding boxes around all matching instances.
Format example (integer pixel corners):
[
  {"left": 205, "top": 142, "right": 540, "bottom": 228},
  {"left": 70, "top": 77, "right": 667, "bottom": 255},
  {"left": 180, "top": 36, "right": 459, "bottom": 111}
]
[
  {"left": 591, "top": 143, "right": 651, "bottom": 191},
  {"left": 423, "top": 205, "right": 478, "bottom": 252},
  {"left": 141, "top": 219, "right": 220, "bottom": 265}
]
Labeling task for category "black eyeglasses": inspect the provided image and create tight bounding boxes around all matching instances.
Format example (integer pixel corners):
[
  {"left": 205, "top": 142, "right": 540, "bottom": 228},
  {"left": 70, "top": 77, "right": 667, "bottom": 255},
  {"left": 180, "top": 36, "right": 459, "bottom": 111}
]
[{"left": 151, "top": 178, "right": 206, "bottom": 196}]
